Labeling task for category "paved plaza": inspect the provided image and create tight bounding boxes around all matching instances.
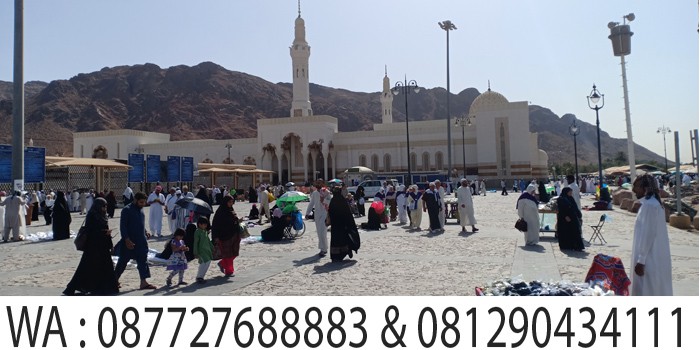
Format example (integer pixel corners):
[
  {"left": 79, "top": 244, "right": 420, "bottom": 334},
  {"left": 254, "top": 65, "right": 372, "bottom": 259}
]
[{"left": 1, "top": 190, "right": 697, "bottom": 296}]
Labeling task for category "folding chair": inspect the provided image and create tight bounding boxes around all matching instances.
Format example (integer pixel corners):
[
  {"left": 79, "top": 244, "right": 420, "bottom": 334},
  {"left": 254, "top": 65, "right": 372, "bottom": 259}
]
[{"left": 588, "top": 214, "right": 607, "bottom": 244}]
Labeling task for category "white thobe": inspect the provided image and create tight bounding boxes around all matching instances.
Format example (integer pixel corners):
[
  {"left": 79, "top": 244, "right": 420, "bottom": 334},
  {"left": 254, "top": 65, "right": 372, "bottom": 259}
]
[
  {"left": 517, "top": 197, "right": 540, "bottom": 245},
  {"left": 396, "top": 192, "right": 408, "bottom": 224},
  {"left": 566, "top": 182, "right": 581, "bottom": 209},
  {"left": 631, "top": 197, "right": 673, "bottom": 296},
  {"left": 71, "top": 192, "right": 79, "bottom": 211},
  {"left": 306, "top": 189, "right": 330, "bottom": 252},
  {"left": 85, "top": 194, "right": 94, "bottom": 213},
  {"left": 147, "top": 192, "right": 166, "bottom": 236},
  {"left": 406, "top": 193, "right": 423, "bottom": 229},
  {"left": 165, "top": 194, "right": 179, "bottom": 234},
  {"left": 1, "top": 195, "right": 26, "bottom": 240},
  {"left": 260, "top": 190, "right": 270, "bottom": 221},
  {"left": 554, "top": 181, "right": 561, "bottom": 196},
  {"left": 456, "top": 186, "right": 477, "bottom": 227}
]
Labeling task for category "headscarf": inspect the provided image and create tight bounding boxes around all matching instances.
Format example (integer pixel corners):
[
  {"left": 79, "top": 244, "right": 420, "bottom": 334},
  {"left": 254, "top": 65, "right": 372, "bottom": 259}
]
[
  {"left": 634, "top": 173, "right": 662, "bottom": 204},
  {"left": 516, "top": 184, "right": 538, "bottom": 209},
  {"left": 211, "top": 196, "right": 238, "bottom": 241},
  {"left": 329, "top": 187, "right": 353, "bottom": 224},
  {"left": 54, "top": 191, "right": 70, "bottom": 212},
  {"left": 88, "top": 197, "right": 108, "bottom": 225}
]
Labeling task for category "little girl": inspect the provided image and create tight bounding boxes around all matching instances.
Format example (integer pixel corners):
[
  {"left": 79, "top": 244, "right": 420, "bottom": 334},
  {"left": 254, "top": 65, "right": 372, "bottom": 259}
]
[
  {"left": 193, "top": 217, "right": 214, "bottom": 284},
  {"left": 166, "top": 228, "right": 189, "bottom": 287}
]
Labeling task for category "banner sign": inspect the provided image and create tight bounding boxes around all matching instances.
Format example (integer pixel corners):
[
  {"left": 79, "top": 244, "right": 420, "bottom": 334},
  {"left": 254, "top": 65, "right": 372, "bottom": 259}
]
[
  {"left": 146, "top": 154, "right": 161, "bottom": 183},
  {"left": 128, "top": 153, "right": 145, "bottom": 183},
  {"left": 167, "top": 156, "right": 181, "bottom": 182}
]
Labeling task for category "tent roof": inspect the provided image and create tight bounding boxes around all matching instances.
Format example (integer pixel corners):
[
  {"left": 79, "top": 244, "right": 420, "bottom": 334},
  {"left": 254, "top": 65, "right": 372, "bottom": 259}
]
[{"left": 45, "top": 156, "right": 130, "bottom": 170}]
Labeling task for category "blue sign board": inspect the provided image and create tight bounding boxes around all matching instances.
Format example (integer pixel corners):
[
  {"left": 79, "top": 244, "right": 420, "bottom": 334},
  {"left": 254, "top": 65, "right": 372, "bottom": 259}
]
[
  {"left": 0, "top": 145, "right": 45, "bottom": 184},
  {"left": 146, "top": 155, "right": 161, "bottom": 183},
  {"left": 167, "top": 156, "right": 181, "bottom": 182},
  {"left": 0, "top": 145, "right": 11, "bottom": 183},
  {"left": 24, "top": 147, "right": 46, "bottom": 183},
  {"left": 128, "top": 153, "right": 145, "bottom": 183},
  {"left": 181, "top": 157, "right": 194, "bottom": 182}
]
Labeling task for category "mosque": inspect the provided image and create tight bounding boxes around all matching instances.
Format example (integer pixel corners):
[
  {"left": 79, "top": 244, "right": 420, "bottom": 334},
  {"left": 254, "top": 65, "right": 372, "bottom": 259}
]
[{"left": 73, "top": 7, "right": 548, "bottom": 187}]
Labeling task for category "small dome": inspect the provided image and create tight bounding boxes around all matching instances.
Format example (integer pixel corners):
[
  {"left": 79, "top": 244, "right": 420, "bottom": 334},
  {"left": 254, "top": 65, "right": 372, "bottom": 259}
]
[{"left": 468, "top": 89, "right": 508, "bottom": 116}]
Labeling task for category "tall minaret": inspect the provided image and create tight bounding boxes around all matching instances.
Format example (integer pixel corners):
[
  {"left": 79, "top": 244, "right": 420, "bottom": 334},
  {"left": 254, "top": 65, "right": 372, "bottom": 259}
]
[
  {"left": 380, "top": 66, "right": 393, "bottom": 124},
  {"left": 290, "top": 1, "right": 312, "bottom": 117}
]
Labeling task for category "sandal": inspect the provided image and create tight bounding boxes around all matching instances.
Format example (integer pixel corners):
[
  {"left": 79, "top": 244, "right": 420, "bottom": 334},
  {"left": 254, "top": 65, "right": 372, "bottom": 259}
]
[{"left": 139, "top": 284, "right": 157, "bottom": 290}]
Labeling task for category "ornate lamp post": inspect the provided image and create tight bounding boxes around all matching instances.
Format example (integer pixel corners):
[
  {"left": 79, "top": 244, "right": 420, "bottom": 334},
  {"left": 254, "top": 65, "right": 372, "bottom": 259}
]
[
  {"left": 224, "top": 143, "right": 232, "bottom": 164},
  {"left": 439, "top": 20, "right": 457, "bottom": 184},
  {"left": 569, "top": 117, "right": 580, "bottom": 182},
  {"left": 587, "top": 84, "right": 605, "bottom": 184},
  {"left": 392, "top": 77, "right": 420, "bottom": 185},
  {"left": 454, "top": 115, "right": 475, "bottom": 177},
  {"left": 657, "top": 125, "right": 671, "bottom": 174}
]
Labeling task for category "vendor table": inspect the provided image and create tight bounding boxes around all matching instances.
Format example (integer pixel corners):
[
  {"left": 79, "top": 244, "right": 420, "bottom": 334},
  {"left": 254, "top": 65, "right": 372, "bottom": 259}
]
[{"left": 538, "top": 208, "right": 557, "bottom": 234}]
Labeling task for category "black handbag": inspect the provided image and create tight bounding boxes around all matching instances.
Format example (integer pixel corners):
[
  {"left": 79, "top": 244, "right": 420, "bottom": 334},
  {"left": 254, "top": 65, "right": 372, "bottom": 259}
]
[
  {"left": 515, "top": 218, "right": 528, "bottom": 232},
  {"left": 74, "top": 219, "right": 88, "bottom": 251}
]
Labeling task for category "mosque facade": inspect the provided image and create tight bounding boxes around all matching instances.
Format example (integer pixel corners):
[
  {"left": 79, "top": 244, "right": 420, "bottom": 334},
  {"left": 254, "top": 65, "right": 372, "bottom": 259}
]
[{"left": 73, "top": 8, "right": 548, "bottom": 186}]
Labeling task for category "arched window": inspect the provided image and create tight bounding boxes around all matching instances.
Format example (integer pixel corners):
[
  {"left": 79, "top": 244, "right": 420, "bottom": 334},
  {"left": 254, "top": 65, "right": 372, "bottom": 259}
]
[
  {"left": 359, "top": 155, "right": 367, "bottom": 167},
  {"left": 410, "top": 153, "right": 417, "bottom": 171},
  {"left": 422, "top": 152, "right": 430, "bottom": 171},
  {"left": 371, "top": 154, "right": 379, "bottom": 172},
  {"left": 383, "top": 154, "right": 391, "bottom": 172},
  {"left": 435, "top": 152, "right": 444, "bottom": 171},
  {"left": 500, "top": 123, "right": 507, "bottom": 175}
]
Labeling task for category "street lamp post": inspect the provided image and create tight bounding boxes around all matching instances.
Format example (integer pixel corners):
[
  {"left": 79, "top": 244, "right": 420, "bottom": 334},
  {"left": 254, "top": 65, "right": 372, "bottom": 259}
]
[
  {"left": 454, "top": 115, "right": 474, "bottom": 178},
  {"left": 225, "top": 143, "right": 232, "bottom": 164},
  {"left": 657, "top": 126, "right": 671, "bottom": 174},
  {"left": 569, "top": 117, "right": 580, "bottom": 182},
  {"left": 392, "top": 77, "right": 420, "bottom": 185},
  {"left": 439, "top": 20, "right": 456, "bottom": 185},
  {"left": 587, "top": 84, "right": 605, "bottom": 184}
]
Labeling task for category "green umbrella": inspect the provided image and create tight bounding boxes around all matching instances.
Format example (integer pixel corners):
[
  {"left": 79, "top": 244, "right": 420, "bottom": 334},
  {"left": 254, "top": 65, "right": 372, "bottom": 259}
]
[{"left": 275, "top": 191, "right": 308, "bottom": 203}]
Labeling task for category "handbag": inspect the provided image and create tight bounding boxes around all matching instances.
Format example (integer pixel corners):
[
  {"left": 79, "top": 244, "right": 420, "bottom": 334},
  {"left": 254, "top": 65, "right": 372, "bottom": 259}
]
[
  {"left": 74, "top": 218, "right": 88, "bottom": 251},
  {"left": 515, "top": 218, "right": 528, "bottom": 232}
]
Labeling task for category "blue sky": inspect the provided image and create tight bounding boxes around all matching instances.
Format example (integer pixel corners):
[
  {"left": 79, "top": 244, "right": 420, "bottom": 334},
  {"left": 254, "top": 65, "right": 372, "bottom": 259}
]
[{"left": 1, "top": 0, "right": 697, "bottom": 163}]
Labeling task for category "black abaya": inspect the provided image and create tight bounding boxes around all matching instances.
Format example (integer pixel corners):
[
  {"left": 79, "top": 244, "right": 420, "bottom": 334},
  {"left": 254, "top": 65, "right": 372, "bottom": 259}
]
[
  {"left": 328, "top": 195, "right": 359, "bottom": 261},
  {"left": 52, "top": 193, "right": 72, "bottom": 240},
  {"left": 556, "top": 195, "right": 584, "bottom": 251},
  {"left": 64, "top": 202, "right": 119, "bottom": 295}
]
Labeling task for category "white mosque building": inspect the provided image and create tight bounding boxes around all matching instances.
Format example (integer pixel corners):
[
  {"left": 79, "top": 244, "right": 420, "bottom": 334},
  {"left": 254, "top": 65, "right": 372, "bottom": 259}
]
[{"left": 73, "top": 7, "right": 548, "bottom": 187}]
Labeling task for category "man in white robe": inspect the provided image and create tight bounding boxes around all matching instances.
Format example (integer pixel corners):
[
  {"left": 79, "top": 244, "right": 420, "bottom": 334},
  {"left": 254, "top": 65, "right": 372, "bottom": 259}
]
[
  {"left": 1, "top": 191, "right": 26, "bottom": 242},
  {"left": 71, "top": 190, "right": 80, "bottom": 212},
  {"left": 258, "top": 186, "right": 270, "bottom": 224},
  {"left": 147, "top": 186, "right": 166, "bottom": 237},
  {"left": 566, "top": 175, "right": 581, "bottom": 210},
  {"left": 396, "top": 185, "right": 408, "bottom": 225},
  {"left": 630, "top": 174, "right": 673, "bottom": 296},
  {"left": 406, "top": 185, "right": 423, "bottom": 230},
  {"left": 479, "top": 179, "right": 487, "bottom": 196},
  {"left": 435, "top": 180, "right": 446, "bottom": 230},
  {"left": 517, "top": 184, "right": 540, "bottom": 246},
  {"left": 456, "top": 179, "right": 478, "bottom": 233},
  {"left": 164, "top": 188, "right": 179, "bottom": 234},
  {"left": 305, "top": 179, "right": 331, "bottom": 257}
]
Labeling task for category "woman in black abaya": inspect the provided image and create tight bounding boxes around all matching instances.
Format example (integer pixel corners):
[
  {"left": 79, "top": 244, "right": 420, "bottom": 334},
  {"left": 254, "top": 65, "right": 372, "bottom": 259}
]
[
  {"left": 556, "top": 187, "right": 585, "bottom": 251},
  {"left": 64, "top": 198, "right": 119, "bottom": 295},
  {"left": 51, "top": 191, "right": 72, "bottom": 240},
  {"left": 328, "top": 187, "right": 360, "bottom": 262}
]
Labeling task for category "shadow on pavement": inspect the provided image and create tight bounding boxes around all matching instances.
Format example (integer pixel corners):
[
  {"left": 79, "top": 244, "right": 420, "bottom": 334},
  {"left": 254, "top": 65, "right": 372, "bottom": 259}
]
[
  {"left": 312, "top": 260, "right": 357, "bottom": 274},
  {"left": 293, "top": 255, "right": 322, "bottom": 266},
  {"left": 519, "top": 244, "right": 546, "bottom": 253}
]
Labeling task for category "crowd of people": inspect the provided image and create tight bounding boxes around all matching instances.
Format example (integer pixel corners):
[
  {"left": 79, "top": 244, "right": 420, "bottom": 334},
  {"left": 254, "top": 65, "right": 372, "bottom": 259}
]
[{"left": 2, "top": 167, "right": 685, "bottom": 296}]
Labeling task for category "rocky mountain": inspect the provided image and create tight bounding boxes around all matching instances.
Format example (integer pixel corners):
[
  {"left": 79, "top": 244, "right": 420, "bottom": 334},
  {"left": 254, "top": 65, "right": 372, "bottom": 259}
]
[{"left": 0, "top": 62, "right": 664, "bottom": 166}]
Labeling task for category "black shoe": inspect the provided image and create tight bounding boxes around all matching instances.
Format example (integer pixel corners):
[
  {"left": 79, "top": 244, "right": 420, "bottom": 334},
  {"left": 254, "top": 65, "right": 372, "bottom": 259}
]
[
  {"left": 217, "top": 261, "right": 225, "bottom": 274},
  {"left": 62, "top": 289, "right": 75, "bottom": 296},
  {"left": 318, "top": 251, "right": 327, "bottom": 258},
  {"left": 348, "top": 250, "right": 353, "bottom": 258},
  {"left": 196, "top": 278, "right": 206, "bottom": 284}
]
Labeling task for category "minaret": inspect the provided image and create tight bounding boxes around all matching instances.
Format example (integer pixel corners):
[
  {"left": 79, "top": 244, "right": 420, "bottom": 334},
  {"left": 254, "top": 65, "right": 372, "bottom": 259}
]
[
  {"left": 290, "top": 1, "right": 312, "bottom": 117},
  {"left": 380, "top": 66, "right": 393, "bottom": 124}
]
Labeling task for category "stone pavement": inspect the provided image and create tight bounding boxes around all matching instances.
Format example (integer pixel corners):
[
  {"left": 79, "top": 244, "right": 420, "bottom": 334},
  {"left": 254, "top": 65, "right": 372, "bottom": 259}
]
[{"left": 0, "top": 191, "right": 697, "bottom": 296}]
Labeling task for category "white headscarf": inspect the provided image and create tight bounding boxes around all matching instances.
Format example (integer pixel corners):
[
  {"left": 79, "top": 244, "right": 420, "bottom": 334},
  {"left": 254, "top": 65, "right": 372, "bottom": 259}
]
[{"left": 526, "top": 184, "right": 537, "bottom": 194}]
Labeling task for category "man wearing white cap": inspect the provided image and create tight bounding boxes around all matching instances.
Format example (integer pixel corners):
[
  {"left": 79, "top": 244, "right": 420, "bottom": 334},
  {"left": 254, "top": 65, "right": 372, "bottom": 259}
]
[
  {"left": 435, "top": 180, "right": 446, "bottom": 230},
  {"left": 457, "top": 179, "right": 479, "bottom": 233},
  {"left": 147, "top": 186, "right": 166, "bottom": 237},
  {"left": 164, "top": 188, "right": 179, "bottom": 234}
]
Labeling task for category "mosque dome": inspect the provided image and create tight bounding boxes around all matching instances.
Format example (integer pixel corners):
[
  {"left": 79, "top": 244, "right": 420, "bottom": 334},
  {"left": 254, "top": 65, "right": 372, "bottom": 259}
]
[{"left": 468, "top": 89, "right": 508, "bottom": 116}]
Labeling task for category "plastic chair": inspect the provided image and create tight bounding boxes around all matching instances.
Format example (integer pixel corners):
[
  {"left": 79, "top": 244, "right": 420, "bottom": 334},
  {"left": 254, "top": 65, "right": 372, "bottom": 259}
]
[{"left": 588, "top": 214, "right": 607, "bottom": 244}]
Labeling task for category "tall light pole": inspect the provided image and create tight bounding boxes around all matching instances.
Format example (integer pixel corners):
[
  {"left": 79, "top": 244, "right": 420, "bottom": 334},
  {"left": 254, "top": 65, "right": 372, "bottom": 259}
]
[
  {"left": 587, "top": 84, "right": 605, "bottom": 184},
  {"left": 12, "top": 0, "right": 25, "bottom": 193},
  {"left": 225, "top": 143, "right": 232, "bottom": 164},
  {"left": 569, "top": 117, "right": 580, "bottom": 182},
  {"left": 392, "top": 77, "right": 420, "bottom": 185},
  {"left": 608, "top": 13, "right": 636, "bottom": 181},
  {"left": 455, "top": 115, "right": 474, "bottom": 178},
  {"left": 439, "top": 20, "right": 456, "bottom": 185},
  {"left": 657, "top": 125, "right": 671, "bottom": 173}
]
